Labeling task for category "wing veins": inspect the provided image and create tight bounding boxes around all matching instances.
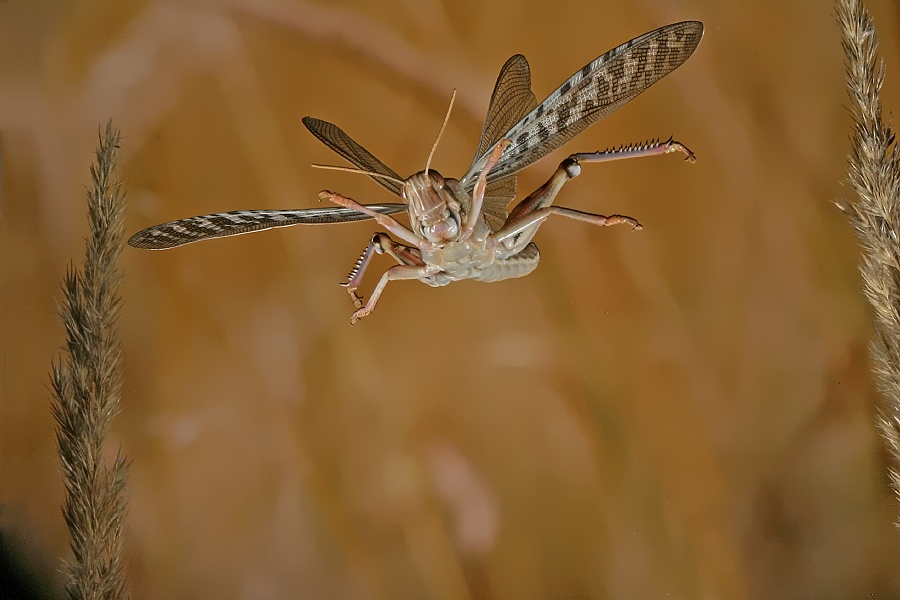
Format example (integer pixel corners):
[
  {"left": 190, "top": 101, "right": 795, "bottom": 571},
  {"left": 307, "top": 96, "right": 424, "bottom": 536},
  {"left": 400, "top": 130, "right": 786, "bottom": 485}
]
[
  {"left": 468, "top": 54, "right": 539, "bottom": 229},
  {"left": 128, "top": 205, "right": 407, "bottom": 250},
  {"left": 462, "top": 21, "right": 703, "bottom": 186},
  {"left": 302, "top": 117, "right": 404, "bottom": 196}
]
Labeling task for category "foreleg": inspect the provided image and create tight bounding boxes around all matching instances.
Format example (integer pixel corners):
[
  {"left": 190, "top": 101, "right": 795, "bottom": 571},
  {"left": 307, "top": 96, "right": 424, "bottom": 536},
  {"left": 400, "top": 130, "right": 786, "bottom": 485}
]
[
  {"left": 460, "top": 139, "right": 510, "bottom": 239},
  {"left": 319, "top": 191, "right": 422, "bottom": 247}
]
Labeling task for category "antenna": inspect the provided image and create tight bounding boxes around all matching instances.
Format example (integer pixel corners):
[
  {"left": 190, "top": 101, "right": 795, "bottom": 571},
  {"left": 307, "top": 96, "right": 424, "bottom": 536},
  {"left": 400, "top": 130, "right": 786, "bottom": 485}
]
[
  {"left": 310, "top": 163, "right": 405, "bottom": 185},
  {"left": 425, "top": 89, "right": 457, "bottom": 177}
]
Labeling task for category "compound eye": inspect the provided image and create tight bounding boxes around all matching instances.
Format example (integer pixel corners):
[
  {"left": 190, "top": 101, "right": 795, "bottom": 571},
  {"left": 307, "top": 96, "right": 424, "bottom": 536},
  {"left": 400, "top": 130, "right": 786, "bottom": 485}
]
[{"left": 428, "top": 172, "right": 445, "bottom": 189}]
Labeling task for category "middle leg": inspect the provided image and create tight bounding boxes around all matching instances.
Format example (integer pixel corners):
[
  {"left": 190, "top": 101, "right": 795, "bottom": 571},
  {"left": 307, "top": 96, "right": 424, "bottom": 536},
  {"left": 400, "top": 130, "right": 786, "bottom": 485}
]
[
  {"left": 350, "top": 264, "right": 439, "bottom": 324},
  {"left": 341, "top": 232, "right": 425, "bottom": 307},
  {"left": 492, "top": 138, "right": 693, "bottom": 248},
  {"left": 492, "top": 205, "right": 641, "bottom": 246}
]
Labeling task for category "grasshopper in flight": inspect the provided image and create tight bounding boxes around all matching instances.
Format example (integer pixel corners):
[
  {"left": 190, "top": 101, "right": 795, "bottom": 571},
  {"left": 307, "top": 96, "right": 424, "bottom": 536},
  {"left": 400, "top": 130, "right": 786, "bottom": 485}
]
[{"left": 129, "top": 21, "right": 703, "bottom": 324}]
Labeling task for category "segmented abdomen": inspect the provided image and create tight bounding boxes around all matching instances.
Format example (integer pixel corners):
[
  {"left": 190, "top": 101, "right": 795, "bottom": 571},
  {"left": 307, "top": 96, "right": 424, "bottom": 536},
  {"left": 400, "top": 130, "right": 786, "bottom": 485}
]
[{"left": 474, "top": 243, "right": 541, "bottom": 282}]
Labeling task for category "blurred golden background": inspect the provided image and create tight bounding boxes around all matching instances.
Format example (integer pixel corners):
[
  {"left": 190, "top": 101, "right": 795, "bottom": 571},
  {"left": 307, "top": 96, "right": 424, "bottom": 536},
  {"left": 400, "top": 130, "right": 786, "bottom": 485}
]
[{"left": 3, "top": 0, "right": 900, "bottom": 598}]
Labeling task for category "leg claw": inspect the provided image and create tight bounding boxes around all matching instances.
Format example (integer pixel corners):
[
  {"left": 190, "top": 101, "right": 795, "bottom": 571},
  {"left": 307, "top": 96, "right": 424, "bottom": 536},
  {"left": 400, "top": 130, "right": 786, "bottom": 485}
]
[
  {"left": 340, "top": 285, "right": 365, "bottom": 308},
  {"left": 319, "top": 190, "right": 352, "bottom": 208},
  {"left": 349, "top": 308, "right": 370, "bottom": 325}
]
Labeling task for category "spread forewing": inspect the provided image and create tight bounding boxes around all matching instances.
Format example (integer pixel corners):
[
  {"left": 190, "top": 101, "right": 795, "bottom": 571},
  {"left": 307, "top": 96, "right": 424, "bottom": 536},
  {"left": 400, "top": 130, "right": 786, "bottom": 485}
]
[
  {"left": 461, "top": 21, "right": 703, "bottom": 187},
  {"left": 128, "top": 205, "right": 407, "bottom": 250}
]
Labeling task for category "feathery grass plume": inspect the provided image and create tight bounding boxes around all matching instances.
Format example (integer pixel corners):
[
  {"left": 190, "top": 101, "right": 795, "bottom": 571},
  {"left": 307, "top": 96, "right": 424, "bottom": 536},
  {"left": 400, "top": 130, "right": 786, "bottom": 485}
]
[
  {"left": 838, "top": 0, "right": 900, "bottom": 510},
  {"left": 50, "top": 122, "right": 129, "bottom": 600}
]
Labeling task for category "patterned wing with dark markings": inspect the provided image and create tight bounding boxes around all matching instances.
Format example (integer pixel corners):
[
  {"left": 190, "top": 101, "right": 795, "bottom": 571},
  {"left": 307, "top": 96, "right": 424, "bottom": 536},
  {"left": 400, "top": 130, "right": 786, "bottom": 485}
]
[
  {"left": 302, "top": 117, "right": 404, "bottom": 197},
  {"left": 127, "top": 205, "right": 407, "bottom": 250},
  {"left": 461, "top": 21, "right": 703, "bottom": 188},
  {"left": 471, "top": 54, "right": 539, "bottom": 230}
]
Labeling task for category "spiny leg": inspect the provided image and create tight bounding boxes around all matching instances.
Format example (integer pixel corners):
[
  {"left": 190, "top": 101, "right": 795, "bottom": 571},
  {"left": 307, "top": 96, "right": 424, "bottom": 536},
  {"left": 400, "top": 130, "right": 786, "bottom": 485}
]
[
  {"left": 341, "top": 236, "right": 378, "bottom": 308},
  {"left": 350, "top": 264, "right": 437, "bottom": 325},
  {"left": 492, "top": 138, "right": 693, "bottom": 247},
  {"left": 319, "top": 191, "right": 421, "bottom": 246},
  {"left": 571, "top": 137, "right": 695, "bottom": 165},
  {"left": 341, "top": 233, "right": 424, "bottom": 308}
]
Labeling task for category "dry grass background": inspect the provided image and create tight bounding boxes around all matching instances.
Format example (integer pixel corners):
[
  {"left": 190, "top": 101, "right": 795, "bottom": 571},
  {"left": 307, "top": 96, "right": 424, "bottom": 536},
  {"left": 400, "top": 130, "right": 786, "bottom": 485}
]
[{"left": 2, "top": 0, "right": 900, "bottom": 598}]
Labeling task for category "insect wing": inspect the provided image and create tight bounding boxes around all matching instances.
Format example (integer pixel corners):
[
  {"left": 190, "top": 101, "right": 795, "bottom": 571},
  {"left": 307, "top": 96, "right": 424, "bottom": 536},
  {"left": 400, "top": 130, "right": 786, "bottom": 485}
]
[
  {"left": 469, "top": 54, "right": 539, "bottom": 230},
  {"left": 461, "top": 21, "right": 703, "bottom": 187},
  {"left": 473, "top": 54, "right": 539, "bottom": 160},
  {"left": 302, "top": 117, "right": 404, "bottom": 197},
  {"left": 128, "top": 205, "right": 407, "bottom": 250}
]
